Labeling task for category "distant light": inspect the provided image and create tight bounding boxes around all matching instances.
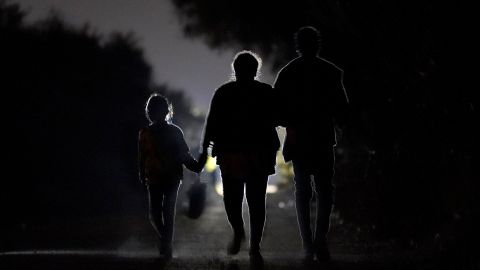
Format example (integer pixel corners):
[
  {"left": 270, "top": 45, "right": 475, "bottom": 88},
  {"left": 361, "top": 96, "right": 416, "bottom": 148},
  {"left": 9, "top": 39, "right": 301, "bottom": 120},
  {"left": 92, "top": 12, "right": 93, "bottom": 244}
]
[
  {"left": 205, "top": 156, "right": 218, "bottom": 173},
  {"left": 192, "top": 107, "right": 204, "bottom": 117},
  {"left": 215, "top": 180, "right": 223, "bottom": 196},
  {"left": 214, "top": 182, "right": 278, "bottom": 196},
  {"left": 266, "top": 185, "right": 278, "bottom": 194}
]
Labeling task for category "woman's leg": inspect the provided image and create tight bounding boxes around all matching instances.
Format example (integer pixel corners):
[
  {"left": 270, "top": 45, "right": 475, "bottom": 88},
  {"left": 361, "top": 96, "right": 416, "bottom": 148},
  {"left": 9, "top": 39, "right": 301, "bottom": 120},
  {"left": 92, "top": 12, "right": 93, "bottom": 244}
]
[
  {"left": 222, "top": 173, "right": 246, "bottom": 254},
  {"left": 245, "top": 173, "right": 268, "bottom": 253}
]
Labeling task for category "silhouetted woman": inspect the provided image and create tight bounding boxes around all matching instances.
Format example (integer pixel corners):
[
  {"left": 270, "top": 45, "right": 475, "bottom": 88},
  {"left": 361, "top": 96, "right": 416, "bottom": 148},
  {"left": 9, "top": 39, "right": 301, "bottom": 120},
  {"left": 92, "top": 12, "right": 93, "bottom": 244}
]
[
  {"left": 201, "top": 51, "right": 280, "bottom": 262},
  {"left": 138, "top": 94, "right": 205, "bottom": 259}
]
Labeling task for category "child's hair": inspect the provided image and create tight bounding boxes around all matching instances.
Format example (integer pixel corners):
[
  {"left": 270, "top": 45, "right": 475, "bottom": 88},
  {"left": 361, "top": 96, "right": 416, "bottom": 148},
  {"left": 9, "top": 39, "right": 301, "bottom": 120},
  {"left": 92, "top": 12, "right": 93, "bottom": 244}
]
[{"left": 145, "top": 93, "right": 173, "bottom": 124}]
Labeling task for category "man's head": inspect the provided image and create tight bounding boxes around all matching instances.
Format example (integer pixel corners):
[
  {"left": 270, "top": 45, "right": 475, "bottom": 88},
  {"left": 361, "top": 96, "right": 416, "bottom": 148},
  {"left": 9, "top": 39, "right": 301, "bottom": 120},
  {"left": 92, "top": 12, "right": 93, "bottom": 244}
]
[
  {"left": 232, "top": 50, "right": 261, "bottom": 81},
  {"left": 295, "top": 26, "right": 321, "bottom": 57}
]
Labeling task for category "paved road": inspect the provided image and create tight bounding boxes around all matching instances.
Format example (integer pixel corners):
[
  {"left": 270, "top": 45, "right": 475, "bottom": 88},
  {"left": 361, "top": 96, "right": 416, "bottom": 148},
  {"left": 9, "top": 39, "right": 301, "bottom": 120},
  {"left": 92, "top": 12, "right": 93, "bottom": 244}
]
[{"left": 0, "top": 178, "right": 440, "bottom": 269}]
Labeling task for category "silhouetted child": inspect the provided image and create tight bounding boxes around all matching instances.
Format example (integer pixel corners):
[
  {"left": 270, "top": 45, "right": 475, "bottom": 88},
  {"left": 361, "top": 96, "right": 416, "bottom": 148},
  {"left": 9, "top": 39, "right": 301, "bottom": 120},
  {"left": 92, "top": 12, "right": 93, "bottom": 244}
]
[{"left": 138, "top": 94, "right": 206, "bottom": 259}]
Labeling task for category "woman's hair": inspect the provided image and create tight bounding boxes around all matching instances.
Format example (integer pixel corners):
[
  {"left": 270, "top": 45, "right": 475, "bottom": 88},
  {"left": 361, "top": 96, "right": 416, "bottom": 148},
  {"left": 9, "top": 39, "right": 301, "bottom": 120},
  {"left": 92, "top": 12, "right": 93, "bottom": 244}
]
[
  {"left": 231, "top": 50, "right": 262, "bottom": 80},
  {"left": 145, "top": 93, "right": 173, "bottom": 124}
]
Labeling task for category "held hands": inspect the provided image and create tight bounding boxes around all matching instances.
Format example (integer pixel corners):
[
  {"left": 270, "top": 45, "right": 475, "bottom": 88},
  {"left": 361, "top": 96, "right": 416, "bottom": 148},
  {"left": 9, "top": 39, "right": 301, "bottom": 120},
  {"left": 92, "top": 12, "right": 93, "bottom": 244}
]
[{"left": 196, "top": 151, "right": 209, "bottom": 173}]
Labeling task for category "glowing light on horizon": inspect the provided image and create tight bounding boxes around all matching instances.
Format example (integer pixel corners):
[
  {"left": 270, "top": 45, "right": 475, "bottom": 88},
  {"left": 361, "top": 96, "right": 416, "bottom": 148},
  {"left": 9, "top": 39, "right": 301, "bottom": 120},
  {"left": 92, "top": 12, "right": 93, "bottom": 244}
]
[
  {"left": 214, "top": 181, "right": 278, "bottom": 197},
  {"left": 266, "top": 185, "right": 278, "bottom": 194}
]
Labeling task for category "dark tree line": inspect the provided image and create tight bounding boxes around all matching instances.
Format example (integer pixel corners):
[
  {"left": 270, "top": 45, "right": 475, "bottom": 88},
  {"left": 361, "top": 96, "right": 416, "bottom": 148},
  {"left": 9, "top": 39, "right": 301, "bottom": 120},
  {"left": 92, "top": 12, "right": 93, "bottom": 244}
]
[
  {"left": 170, "top": 0, "right": 477, "bottom": 257},
  {"left": 0, "top": 1, "right": 202, "bottom": 249}
]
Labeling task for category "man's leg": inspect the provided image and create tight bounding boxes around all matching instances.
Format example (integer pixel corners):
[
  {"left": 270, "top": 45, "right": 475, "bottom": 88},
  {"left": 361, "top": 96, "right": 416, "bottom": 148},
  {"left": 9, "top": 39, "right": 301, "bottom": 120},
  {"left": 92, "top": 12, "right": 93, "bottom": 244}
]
[
  {"left": 245, "top": 173, "right": 269, "bottom": 254},
  {"left": 312, "top": 147, "right": 335, "bottom": 261},
  {"left": 160, "top": 182, "right": 180, "bottom": 258},
  {"left": 222, "top": 174, "right": 246, "bottom": 254},
  {"left": 292, "top": 161, "right": 314, "bottom": 256}
]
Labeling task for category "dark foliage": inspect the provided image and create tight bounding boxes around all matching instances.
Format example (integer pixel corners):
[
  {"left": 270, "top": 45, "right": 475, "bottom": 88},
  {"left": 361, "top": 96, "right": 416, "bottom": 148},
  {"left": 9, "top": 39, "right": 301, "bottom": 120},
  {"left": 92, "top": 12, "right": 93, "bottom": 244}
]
[
  {"left": 170, "top": 0, "right": 477, "bottom": 255},
  {"left": 0, "top": 2, "right": 150, "bottom": 223},
  {"left": 0, "top": 2, "right": 202, "bottom": 249}
]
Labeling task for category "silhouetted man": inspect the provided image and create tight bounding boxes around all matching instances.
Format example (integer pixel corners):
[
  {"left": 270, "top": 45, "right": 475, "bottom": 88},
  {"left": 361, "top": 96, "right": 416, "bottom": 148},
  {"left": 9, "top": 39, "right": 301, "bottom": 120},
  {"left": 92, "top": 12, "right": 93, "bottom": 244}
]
[
  {"left": 274, "top": 26, "right": 349, "bottom": 262},
  {"left": 202, "top": 51, "right": 279, "bottom": 262}
]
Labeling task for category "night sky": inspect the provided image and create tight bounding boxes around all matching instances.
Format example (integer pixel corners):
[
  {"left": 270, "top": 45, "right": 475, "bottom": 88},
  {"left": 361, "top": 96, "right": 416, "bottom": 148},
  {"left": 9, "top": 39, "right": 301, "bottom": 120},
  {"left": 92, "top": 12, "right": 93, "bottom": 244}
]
[
  {"left": 12, "top": 0, "right": 275, "bottom": 112},
  {"left": 1, "top": 1, "right": 477, "bottom": 268}
]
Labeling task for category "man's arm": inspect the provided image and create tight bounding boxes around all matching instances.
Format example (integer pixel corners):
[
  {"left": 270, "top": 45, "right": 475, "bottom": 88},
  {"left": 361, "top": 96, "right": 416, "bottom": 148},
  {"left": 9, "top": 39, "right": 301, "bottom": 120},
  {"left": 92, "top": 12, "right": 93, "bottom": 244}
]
[
  {"left": 333, "top": 68, "right": 350, "bottom": 127},
  {"left": 138, "top": 129, "right": 146, "bottom": 185}
]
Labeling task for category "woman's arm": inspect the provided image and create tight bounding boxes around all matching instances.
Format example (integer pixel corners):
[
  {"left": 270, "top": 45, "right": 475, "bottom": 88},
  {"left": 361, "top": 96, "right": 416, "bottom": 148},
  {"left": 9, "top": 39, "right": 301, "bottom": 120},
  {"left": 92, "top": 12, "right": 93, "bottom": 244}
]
[{"left": 201, "top": 89, "right": 222, "bottom": 152}]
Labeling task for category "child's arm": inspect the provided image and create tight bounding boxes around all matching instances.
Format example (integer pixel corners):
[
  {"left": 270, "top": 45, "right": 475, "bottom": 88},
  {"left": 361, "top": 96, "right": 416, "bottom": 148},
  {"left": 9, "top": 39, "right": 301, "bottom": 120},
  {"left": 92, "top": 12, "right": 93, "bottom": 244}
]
[
  {"left": 175, "top": 126, "right": 206, "bottom": 174},
  {"left": 184, "top": 151, "right": 207, "bottom": 174}
]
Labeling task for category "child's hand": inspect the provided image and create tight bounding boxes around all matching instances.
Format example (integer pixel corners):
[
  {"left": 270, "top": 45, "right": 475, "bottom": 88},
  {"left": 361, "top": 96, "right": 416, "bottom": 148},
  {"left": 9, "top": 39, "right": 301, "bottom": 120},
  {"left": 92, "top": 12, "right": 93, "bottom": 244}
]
[{"left": 197, "top": 151, "right": 208, "bottom": 172}]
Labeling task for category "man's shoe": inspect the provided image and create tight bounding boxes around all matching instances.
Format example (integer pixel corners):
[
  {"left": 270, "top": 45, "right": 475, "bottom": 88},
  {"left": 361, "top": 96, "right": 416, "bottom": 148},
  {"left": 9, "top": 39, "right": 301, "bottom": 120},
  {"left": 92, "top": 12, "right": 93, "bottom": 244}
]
[
  {"left": 303, "top": 251, "right": 315, "bottom": 265},
  {"left": 249, "top": 249, "right": 264, "bottom": 268},
  {"left": 315, "top": 244, "right": 331, "bottom": 262},
  {"left": 160, "top": 244, "right": 173, "bottom": 260}
]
